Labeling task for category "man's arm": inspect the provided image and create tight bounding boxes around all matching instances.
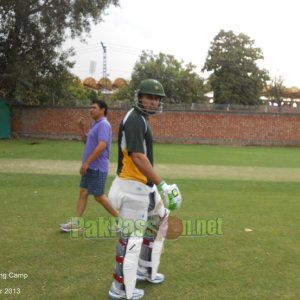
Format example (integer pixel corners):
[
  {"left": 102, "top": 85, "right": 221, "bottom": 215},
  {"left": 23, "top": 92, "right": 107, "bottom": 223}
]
[
  {"left": 80, "top": 141, "right": 107, "bottom": 175},
  {"left": 78, "top": 117, "right": 87, "bottom": 144},
  {"left": 130, "top": 152, "right": 161, "bottom": 185}
]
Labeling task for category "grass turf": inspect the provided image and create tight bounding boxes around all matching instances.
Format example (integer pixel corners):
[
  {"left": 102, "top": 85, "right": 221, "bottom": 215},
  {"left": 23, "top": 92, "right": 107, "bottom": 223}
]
[
  {"left": 1, "top": 139, "right": 300, "bottom": 168},
  {"left": 0, "top": 140, "right": 299, "bottom": 299}
]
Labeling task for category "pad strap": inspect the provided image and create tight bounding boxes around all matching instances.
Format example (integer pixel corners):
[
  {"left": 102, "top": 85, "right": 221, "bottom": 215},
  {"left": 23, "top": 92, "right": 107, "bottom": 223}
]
[
  {"left": 113, "top": 273, "right": 124, "bottom": 284},
  {"left": 116, "top": 256, "right": 124, "bottom": 263}
]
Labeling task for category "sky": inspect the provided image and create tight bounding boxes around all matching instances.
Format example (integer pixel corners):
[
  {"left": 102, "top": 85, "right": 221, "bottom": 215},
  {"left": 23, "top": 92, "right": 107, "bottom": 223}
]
[{"left": 64, "top": 0, "right": 300, "bottom": 87}]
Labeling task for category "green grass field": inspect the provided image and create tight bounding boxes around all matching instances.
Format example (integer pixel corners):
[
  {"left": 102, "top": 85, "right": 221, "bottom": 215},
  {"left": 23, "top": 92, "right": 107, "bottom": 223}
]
[{"left": 0, "top": 140, "right": 299, "bottom": 299}]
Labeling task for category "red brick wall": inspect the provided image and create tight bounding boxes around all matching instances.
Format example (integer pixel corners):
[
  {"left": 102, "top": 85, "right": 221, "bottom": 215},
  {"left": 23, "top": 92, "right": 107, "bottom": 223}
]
[{"left": 11, "top": 106, "right": 300, "bottom": 145}]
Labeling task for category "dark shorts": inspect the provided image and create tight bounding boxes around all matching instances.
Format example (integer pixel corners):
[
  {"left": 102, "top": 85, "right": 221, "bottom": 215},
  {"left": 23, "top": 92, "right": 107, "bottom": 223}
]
[{"left": 80, "top": 169, "right": 108, "bottom": 196}]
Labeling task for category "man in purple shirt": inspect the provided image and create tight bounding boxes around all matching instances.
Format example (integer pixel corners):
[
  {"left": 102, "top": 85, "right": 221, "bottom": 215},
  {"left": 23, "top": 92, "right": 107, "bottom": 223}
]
[{"left": 60, "top": 100, "right": 118, "bottom": 232}]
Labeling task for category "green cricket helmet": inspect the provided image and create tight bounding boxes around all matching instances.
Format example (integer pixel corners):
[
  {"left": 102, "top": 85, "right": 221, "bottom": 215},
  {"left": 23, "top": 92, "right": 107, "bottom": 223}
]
[
  {"left": 135, "top": 79, "right": 165, "bottom": 114},
  {"left": 137, "top": 79, "right": 166, "bottom": 98}
]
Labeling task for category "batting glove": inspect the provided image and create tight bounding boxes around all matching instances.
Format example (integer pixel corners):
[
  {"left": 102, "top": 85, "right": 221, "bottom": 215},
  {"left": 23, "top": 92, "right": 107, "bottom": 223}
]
[{"left": 158, "top": 181, "right": 182, "bottom": 210}]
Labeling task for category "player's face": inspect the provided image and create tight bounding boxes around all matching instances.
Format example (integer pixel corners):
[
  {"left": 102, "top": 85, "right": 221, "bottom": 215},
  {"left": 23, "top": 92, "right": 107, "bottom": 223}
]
[
  {"left": 90, "top": 104, "right": 104, "bottom": 120},
  {"left": 141, "top": 94, "right": 161, "bottom": 114}
]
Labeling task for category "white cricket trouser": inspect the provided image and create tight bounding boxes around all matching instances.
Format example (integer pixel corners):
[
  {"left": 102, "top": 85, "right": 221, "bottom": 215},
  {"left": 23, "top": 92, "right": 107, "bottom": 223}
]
[{"left": 108, "top": 176, "right": 152, "bottom": 222}]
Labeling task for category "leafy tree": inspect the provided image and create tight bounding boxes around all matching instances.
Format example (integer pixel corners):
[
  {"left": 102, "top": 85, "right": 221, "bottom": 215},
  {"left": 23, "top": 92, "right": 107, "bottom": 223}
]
[
  {"left": 0, "top": 0, "right": 119, "bottom": 104},
  {"left": 202, "top": 30, "right": 269, "bottom": 105},
  {"left": 109, "top": 83, "right": 132, "bottom": 107},
  {"left": 112, "top": 51, "right": 206, "bottom": 105}
]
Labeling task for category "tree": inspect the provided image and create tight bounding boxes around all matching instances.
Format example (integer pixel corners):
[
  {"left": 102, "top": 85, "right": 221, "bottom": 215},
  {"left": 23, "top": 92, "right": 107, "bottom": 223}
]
[
  {"left": 265, "top": 76, "right": 286, "bottom": 108},
  {"left": 202, "top": 30, "right": 269, "bottom": 105},
  {"left": 112, "top": 51, "right": 206, "bottom": 105},
  {"left": 0, "top": 0, "right": 119, "bottom": 104},
  {"left": 59, "top": 76, "right": 102, "bottom": 106}
]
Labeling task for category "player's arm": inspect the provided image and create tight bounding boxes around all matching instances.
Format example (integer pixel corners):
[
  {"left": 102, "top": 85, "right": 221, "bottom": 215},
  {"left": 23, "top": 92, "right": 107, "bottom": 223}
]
[
  {"left": 131, "top": 152, "right": 161, "bottom": 185},
  {"left": 131, "top": 152, "right": 182, "bottom": 210},
  {"left": 80, "top": 141, "right": 106, "bottom": 175}
]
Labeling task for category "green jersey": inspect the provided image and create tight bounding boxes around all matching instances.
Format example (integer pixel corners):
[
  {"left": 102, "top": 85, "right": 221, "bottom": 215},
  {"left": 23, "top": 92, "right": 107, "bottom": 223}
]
[{"left": 117, "top": 107, "right": 153, "bottom": 185}]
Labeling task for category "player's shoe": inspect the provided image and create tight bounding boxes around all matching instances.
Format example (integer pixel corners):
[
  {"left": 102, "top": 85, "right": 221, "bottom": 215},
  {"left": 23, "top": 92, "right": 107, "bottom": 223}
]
[
  {"left": 108, "top": 282, "right": 144, "bottom": 299},
  {"left": 136, "top": 269, "right": 165, "bottom": 284},
  {"left": 59, "top": 221, "right": 80, "bottom": 232}
]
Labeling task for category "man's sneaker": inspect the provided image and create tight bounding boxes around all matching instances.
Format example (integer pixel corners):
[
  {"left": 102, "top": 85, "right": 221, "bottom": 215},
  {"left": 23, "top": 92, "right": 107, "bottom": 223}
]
[
  {"left": 136, "top": 269, "right": 165, "bottom": 284},
  {"left": 59, "top": 221, "right": 80, "bottom": 232},
  {"left": 108, "top": 282, "right": 144, "bottom": 299}
]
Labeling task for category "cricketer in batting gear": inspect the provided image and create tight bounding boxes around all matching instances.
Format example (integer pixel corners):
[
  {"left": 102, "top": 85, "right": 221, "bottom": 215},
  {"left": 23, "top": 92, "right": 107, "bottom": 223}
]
[{"left": 108, "top": 78, "right": 182, "bottom": 299}]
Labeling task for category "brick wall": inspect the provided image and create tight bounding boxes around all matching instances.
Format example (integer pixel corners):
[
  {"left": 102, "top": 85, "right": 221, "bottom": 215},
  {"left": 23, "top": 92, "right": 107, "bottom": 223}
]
[{"left": 11, "top": 106, "right": 300, "bottom": 145}]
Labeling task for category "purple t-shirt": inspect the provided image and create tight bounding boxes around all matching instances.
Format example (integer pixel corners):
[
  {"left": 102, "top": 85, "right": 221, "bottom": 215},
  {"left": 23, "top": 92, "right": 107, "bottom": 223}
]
[{"left": 82, "top": 117, "right": 112, "bottom": 172}]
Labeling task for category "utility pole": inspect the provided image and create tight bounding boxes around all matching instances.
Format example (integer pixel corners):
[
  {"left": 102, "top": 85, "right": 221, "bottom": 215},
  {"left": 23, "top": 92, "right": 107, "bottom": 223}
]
[
  {"left": 101, "top": 41, "right": 107, "bottom": 99},
  {"left": 101, "top": 42, "right": 107, "bottom": 79}
]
